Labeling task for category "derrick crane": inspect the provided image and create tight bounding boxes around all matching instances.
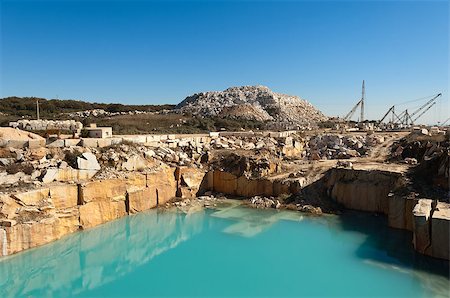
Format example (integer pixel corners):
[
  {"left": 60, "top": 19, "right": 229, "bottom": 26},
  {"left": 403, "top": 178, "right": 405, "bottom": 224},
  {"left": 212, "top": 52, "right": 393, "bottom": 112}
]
[
  {"left": 381, "top": 93, "right": 442, "bottom": 126},
  {"left": 410, "top": 102, "right": 436, "bottom": 123},
  {"left": 343, "top": 98, "right": 363, "bottom": 121},
  {"left": 440, "top": 117, "right": 450, "bottom": 126},
  {"left": 343, "top": 80, "right": 365, "bottom": 122},
  {"left": 407, "top": 93, "right": 441, "bottom": 125},
  {"left": 379, "top": 105, "right": 402, "bottom": 124},
  {"left": 379, "top": 106, "right": 393, "bottom": 123}
]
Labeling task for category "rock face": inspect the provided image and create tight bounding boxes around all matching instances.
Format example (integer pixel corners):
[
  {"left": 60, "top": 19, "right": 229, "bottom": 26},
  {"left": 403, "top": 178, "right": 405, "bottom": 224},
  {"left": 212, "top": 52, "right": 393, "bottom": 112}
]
[
  {"left": 0, "top": 166, "right": 190, "bottom": 256},
  {"left": 412, "top": 199, "right": 432, "bottom": 254},
  {"left": 207, "top": 170, "right": 300, "bottom": 198},
  {"left": 431, "top": 202, "right": 450, "bottom": 260},
  {"left": 127, "top": 187, "right": 157, "bottom": 214},
  {"left": 79, "top": 201, "right": 127, "bottom": 229},
  {"left": 325, "top": 168, "right": 403, "bottom": 214},
  {"left": 176, "top": 86, "right": 327, "bottom": 127}
]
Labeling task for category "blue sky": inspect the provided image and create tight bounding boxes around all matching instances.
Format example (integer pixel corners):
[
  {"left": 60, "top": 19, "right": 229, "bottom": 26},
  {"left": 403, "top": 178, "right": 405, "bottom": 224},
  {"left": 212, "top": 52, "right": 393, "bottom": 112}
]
[{"left": 1, "top": 0, "right": 448, "bottom": 123}]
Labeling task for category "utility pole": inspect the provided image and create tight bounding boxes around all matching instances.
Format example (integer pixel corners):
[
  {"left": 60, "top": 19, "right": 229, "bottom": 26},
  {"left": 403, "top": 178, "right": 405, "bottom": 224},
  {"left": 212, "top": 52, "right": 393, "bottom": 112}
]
[
  {"left": 36, "top": 99, "right": 40, "bottom": 120},
  {"left": 360, "top": 80, "right": 365, "bottom": 123}
]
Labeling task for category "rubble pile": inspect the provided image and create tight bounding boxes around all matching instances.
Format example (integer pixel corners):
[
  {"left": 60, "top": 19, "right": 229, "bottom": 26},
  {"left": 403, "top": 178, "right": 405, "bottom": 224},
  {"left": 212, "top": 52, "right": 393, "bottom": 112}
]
[
  {"left": 67, "top": 109, "right": 152, "bottom": 118},
  {"left": 169, "top": 194, "right": 223, "bottom": 213},
  {"left": 0, "top": 132, "right": 306, "bottom": 189},
  {"left": 390, "top": 133, "right": 449, "bottom": 192},
  {"left": 176, "top": 85, "right": 327, "bottom": 128},
  {"left": 247, "top": 195, "right": 323, "bottom": 215},
  {"left": 248, "top": 196, "right": 281, "bottom": 209},
  {"left": 210, "top": 153, "right": 279, "bottom": 178},
  {"left": 306, "top": 134, "right": 384, "bottom": 160},
  {"left": 9, "top": 120, "right": 83, "bottom": 133}
]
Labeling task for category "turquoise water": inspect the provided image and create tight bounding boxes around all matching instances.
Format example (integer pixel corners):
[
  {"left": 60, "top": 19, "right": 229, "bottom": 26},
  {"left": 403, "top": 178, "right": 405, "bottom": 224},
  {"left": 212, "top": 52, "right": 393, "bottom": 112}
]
[{"left": 0, "top": 204, "right": 449, "bottom": 297}]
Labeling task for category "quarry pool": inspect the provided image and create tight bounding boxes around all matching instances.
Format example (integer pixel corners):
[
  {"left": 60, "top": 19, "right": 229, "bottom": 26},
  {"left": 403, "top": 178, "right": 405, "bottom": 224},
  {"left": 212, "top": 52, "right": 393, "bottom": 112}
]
[{"left": 0, "top": 204, "right": 448, "bottom": 297}]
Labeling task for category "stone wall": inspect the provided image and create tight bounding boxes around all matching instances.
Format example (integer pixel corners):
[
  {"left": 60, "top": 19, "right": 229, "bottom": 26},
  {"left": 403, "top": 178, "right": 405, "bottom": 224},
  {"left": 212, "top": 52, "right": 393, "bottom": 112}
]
[
  {"left": 325, "top": 168, "right": 404, "bottom": 214},
  {"left": 206, "top": 170, "right": 302, "bottom": 198},
  {"left": 1, "top": 165, "right": 449, "bottom": 261},
  {"left": 10, "top": 130, "right": 298, "bottom": 150},
  {"left": 0, "top": 167, "right": 206, "bottom": 256},
  {"left": 323, "top": 168, "right": 450, "bottom": 261}
]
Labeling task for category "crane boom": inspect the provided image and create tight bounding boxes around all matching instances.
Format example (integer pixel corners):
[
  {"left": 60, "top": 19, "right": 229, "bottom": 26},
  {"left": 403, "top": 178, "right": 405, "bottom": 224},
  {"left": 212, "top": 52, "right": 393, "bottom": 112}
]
[
  {"left": 409, "top": 93, "right": 442, "bottom": 119},
  {"left": 411, "top": 102, "right": 436, "bottom": 123},
  {"left": 441, "top": 117, "right": 450, "bottom": 126},
  {"left": 379, "top": 106, "right": 395, "bottom": 123},
  {"left": 343, "top": 99, "right": 362, "bottom": 121}
]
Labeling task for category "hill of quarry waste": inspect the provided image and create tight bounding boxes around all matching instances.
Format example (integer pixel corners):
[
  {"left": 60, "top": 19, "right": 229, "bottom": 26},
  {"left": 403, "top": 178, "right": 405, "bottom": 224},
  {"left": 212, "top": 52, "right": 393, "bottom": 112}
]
[{"left": 176, "top": 86, "right": 327, "bottom": 127}]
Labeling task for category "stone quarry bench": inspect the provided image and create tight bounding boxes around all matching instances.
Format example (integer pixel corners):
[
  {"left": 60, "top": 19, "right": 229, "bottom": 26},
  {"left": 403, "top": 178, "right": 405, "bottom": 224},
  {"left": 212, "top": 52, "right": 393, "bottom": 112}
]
[
  {"left": 323, "top": 168, "right": 450, "bottom": 261},
  {"left": 0, "top": 167, "right": 203, "bottom": 256},
  {"left": 1, "top": 166, "right": 448, "bottom": 261}
]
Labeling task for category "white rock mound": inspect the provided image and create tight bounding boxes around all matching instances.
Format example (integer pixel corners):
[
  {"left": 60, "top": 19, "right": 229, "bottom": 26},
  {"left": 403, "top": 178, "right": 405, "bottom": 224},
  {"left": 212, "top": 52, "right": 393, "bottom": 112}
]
[{"left": 176, "top": 85, "right": 327, "bottom": 126}]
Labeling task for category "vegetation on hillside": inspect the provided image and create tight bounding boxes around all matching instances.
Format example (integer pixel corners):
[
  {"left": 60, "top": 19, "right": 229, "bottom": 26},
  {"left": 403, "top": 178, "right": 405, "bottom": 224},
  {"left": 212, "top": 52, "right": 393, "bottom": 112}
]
[
  {"left": 0, "top": 96, "right": 174, "bottom": 118},
  {"left": 0, "top": 96, "right": 267, "bottom": 134},
  {"left": 91, "top": 114, "right": 266, "bottom": 134}
]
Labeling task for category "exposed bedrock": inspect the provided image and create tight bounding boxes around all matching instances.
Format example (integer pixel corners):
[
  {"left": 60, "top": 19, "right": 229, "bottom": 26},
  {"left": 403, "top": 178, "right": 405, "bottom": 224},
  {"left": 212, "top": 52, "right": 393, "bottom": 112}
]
[
  {"left": 324, "top": 168, "right": 404, "bottom": 214},
  {"left": 0, "top": 166, "right": 201, "bottom": 256},
  {"left": 322, "top": 168, "right": 449, "bottom": 261},
  {"left": 1, "top": 166, "right": 449, "bottom": 261},
  {"left": 207, "top": 170, "right": 300, "bottom": 197}
]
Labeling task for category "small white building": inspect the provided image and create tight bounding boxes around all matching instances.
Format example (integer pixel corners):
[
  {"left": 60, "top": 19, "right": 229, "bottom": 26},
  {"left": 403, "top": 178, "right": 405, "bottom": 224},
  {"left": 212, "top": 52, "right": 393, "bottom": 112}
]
[{"left": 85, "top": 124, "right": 112, "bottom": 138}]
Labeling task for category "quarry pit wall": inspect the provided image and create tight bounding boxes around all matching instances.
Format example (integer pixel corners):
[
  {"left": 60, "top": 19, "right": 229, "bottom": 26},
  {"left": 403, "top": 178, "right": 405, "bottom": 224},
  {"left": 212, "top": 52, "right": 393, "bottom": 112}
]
[{"left": 0, "top": 166, "right": 448, "bottom": 260}]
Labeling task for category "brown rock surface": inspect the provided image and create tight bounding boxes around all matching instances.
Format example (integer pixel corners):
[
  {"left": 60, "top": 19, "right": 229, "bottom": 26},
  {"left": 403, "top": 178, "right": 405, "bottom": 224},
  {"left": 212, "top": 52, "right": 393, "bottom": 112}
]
[
  {"left": 212, "top": 170, "right": 237, "bottom": 194},
  {"left": 49, "top": 184, "right": 79, "bottom": 209},
  {"left": 127, "top": 187, "right": 157, "bottom": 214},
  {"left": 146, "top": 167, "right": 177, "bottom": 205},
  {"left": 3, "top": 208, "right": 80, "bottom": 255},
  {"left": 0, "top": 195, "right": 21, "bottom": 219},
  {"left": 79, "top": 200, "right": 127, "bottom": 229},
  {"left": 412, "top": 199, "right": 432, "bottom": 255},
  {"left": 431, "top": 202, "right": 450, "bottom": 260},
  {"left": 80, "top": 180, "right": 127, "bottom": 203},
  {"left": 327, "top": 169, "right": 401, "bottom": 214},
  {"left": 12, "top": 188, "right": 50, "bottom": 206}
]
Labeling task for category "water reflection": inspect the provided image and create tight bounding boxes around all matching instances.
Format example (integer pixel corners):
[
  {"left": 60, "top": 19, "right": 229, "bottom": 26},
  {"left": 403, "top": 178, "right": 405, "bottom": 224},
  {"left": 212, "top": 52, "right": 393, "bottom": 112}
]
[
  {"left": 0, "top": 209, "right": 205, "bottom": 297},
  {"left": 0, "top": 206, "right": 448, "bottom": 297}
]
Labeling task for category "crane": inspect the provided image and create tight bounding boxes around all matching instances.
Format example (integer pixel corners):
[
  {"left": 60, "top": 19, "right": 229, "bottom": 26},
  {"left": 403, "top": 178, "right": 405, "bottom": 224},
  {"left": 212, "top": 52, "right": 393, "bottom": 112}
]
[
  {"left": 343, "top": 80, "right": 365, "bottom": 122},
  {"left": 343, "top": 98, "right": 363, "bottom": 121},
  {"left": 379, "top": 106, "right": 394, "bottom": 123},
  {"left": 440, "top": 117, "right": 450, "bottom": 126},
  {"left": 382, "top": 93, "right": 442, "bottom": 126},
  {"left": 410, "top": 102, "right": 436, "bottom": 124},
  {"left": 379, "top": 105, "right": 402, "bottom": 124},
  {"left": 407, "top": 93, "right": 441, "bottom": 125}
]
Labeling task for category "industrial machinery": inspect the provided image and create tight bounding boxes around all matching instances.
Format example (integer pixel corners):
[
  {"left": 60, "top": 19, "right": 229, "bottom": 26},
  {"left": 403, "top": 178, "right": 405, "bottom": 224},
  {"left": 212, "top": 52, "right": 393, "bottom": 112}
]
[
  {"left": 440, "top": 117, "right": 450, "bottom": 126},
  {"left": 343, "top": 80, "right": 365, "bottom": 123},
  {"left": 378, "top": 93, "right": 442, "bottom": 126}
]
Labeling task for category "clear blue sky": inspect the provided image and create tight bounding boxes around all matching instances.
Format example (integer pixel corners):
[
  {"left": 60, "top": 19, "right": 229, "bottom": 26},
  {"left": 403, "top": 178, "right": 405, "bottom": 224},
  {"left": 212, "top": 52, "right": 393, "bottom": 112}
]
[{"left": 1, "top": 0, "right": 448, "bottom": 124}]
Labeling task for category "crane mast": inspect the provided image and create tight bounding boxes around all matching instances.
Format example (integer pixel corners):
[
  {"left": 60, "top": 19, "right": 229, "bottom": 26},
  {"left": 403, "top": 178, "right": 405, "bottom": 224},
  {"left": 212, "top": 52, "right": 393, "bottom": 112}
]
[
  {"left": 360, "top": 80, "right": 365, "bottom": 122},
  {"left": 343, "top": 80, "right": 365, "bottom": 123}
]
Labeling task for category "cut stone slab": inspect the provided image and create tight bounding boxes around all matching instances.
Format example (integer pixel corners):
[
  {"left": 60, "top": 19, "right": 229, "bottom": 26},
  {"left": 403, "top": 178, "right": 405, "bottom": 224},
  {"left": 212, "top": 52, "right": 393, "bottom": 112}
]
[
  {"left": 412, "top": 199, "right": 432, "bottom": 254},
  {"left": 431, "top": 202, "right": 450, "bottom": 260},
  {"left": 127, "top": 187, "right": 157, "bottom": 214},
  {"left": 77, "top": 152, "right": 101, "bottom": 170}
]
